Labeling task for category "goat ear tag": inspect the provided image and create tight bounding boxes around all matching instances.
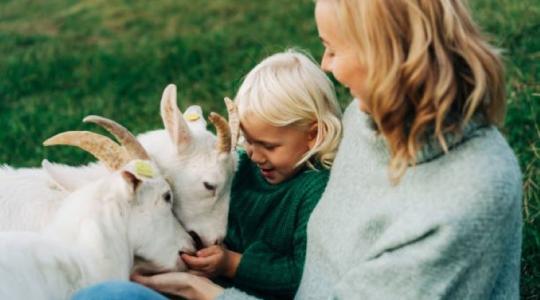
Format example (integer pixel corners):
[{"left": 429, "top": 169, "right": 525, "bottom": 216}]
[
  {"left": 134, "top": 161, "right": 155, "bottom": 178},
  {"left": 183, "top": 105, "right": 207, "bottom": 127},
  {"left": 184, "top": 112, "right": 200, "bottom": 122}
]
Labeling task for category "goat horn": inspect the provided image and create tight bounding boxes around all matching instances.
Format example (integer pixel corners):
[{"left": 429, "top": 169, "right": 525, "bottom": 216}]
[
  {"left": 83, "top": 115, "right": 150, "bottom": 161},
  {"left": 208, "top": 112, "right": 231, "bottom": 153},
  {"left": 43, "top": 131, "right": 130, "bottom": 171},
  {"left": 224, "top": 97, "right": 239, "bottom": 151}
]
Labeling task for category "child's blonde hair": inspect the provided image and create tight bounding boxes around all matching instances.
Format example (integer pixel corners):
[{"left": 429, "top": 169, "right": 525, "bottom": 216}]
[
  {"left": 234, "top": 49, "right": 342, "bottom": 169},
  {"left": 321, "top": 0, "right": 505, "bottom": 181}
]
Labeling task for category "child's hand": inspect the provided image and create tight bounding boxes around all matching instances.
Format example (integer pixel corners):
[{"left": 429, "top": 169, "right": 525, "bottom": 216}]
[{"left": 181, "top": 244, "right": 241, "bottom": 279}]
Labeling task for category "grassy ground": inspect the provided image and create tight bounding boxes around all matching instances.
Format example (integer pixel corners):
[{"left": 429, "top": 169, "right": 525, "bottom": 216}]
[{"left": 1, "top": 0, "right": 538, "bottom": 297}]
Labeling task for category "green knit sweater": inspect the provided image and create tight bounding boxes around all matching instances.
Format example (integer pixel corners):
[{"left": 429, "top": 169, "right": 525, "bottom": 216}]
[{"left": 222, "top": 151, "right": 329, "bottom": 299}]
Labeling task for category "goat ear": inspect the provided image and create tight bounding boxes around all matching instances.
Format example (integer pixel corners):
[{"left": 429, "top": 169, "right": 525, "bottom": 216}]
[
  {"left": 121, "top": 170, "right": 142, "bottom": 193},
  {"left": 42, "top": 159, "right": 92, "bottom": 192},
  {"left": 160, "top": 84, "right": 192, "bottom": 152}
]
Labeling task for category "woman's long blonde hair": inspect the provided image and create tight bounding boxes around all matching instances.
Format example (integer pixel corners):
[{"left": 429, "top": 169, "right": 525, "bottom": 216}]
[
  {"left": 235, "top": 49, "right": 342, "bottom": 169},
  {"left": 325, "top": 0, "right": 505, "bottom": 181}
]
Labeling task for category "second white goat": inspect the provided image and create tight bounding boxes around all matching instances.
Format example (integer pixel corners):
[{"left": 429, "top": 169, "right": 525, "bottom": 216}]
[{"left": 0, "top": 121, "right": 194, "bottom": 299}]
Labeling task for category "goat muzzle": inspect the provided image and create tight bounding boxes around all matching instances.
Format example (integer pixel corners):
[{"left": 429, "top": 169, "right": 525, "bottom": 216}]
[{"left": 188, "top": 230, "right": 204, "bottom": 251}]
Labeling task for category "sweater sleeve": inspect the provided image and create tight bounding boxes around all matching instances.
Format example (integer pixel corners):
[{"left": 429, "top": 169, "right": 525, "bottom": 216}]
[
  {"left": 331, "top": 184, "right": 522, "bottom": 300},
  {"left": 232, "top": 178, "right": 325, "bottom": 298},
  {"left": 217, "top": 288, "right": 261, "bottom": 300}
]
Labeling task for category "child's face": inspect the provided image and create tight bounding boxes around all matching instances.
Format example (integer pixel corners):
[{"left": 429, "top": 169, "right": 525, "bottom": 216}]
[
  {"left": 240, "top": 115, "right": 316, "bottom": 184},
  {"left": 315, "top": 0, "right": 368, "bottom": 110}
]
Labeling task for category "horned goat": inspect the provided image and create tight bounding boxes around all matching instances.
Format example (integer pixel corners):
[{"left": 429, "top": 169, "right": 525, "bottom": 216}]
[
  {"left": 0, "top": 84, "right": 239, "bottom": 248},
  {"left": 0, "top": 118, "right": 194, "bottom": 299}
]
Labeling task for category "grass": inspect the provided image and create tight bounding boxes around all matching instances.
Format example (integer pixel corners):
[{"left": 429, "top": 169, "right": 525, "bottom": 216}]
[{"left": 0, "top": 0, "right": 538, "bottom": 297}]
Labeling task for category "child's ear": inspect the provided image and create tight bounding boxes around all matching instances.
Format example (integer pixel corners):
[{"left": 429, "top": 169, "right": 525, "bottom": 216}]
[
  {"left": 121, "top": 170, "right": 142, "bottom": 193},
  {"left": 306, "top": 122, "right": 319, "bottom": 149}
]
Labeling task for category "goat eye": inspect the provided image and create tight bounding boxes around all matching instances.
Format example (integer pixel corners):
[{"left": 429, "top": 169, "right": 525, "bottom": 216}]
[
  {"left": 203, "top": 182, "right": 216, "bottom": 191},
  {"left": 163, "top": 191, "right": 172, "bottom": 203}
]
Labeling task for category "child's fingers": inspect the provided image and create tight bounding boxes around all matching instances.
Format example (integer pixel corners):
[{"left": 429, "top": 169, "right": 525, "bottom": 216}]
[
  {"left": 196, "top": 245, "right": 220, "bottom": 257},
  {"left": 181, "top": 254, "right": 205, "bottom": 267},
  {"left": 181, "top": 253, "right": 212, "bottom": 269}
]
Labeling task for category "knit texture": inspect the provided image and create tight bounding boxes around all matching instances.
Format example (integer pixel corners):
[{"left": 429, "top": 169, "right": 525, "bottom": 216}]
[
  {"left": 218, "top": 101, "right": 522, "bottom": 300},
  {"left": 222, "top": 150, "right": 329, "bottom": 299},
  {"left": 296, "top": 101, "right": 523, "bottom": 299}
]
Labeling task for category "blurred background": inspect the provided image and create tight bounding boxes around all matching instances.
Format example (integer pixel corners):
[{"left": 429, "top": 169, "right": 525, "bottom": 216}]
[{"left": 0, "top": 0, "right": 538, "bottom": 297}]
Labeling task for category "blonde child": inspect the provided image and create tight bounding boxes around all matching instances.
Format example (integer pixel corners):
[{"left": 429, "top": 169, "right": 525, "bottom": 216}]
[{"left": 178, "top": 49, "right": 342, "bottom": 299}]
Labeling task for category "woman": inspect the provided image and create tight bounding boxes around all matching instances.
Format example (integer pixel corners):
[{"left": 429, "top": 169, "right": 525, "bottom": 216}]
[{"left": 77, "top": 0, "right": 523, "bottom": 299}]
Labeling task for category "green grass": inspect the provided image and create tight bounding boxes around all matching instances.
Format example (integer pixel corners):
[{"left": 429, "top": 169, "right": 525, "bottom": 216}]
[{"left": 0, "top": 0, "right": 538, "bottom": 297}]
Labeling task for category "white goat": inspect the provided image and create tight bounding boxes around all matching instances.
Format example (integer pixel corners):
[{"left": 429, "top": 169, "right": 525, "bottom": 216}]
[
  {"left": 0, "top": 84, "right": 239, "bottom": 247},
  {"left": 0, "top": 122, "right": 194, "bottom": 299}
]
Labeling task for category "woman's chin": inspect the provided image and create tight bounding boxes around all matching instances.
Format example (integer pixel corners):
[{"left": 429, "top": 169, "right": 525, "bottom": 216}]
[{"left": 355, "top": 98, "right": 370, "bottom": 113}]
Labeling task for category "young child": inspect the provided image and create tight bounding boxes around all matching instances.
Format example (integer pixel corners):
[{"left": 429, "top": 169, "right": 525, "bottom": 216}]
[{"left": 179, "top": 49, "right": 342, "bottom": 299}]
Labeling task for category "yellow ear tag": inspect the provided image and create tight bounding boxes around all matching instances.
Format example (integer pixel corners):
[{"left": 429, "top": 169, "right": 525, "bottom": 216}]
[
  {"left": 135, "top": 161, "right": 155, "bottom": 178},
  {"left": 185, "top": 112, "right": 200, "bottom": 122}
]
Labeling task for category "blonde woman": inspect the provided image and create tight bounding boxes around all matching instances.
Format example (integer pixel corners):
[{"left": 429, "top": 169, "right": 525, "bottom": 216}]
[
  {"left": 76, "top": 0, "right": 523, "bottom": 299},
  {"left": 297, "top": 1, "right": 522, "bottom": 298}
]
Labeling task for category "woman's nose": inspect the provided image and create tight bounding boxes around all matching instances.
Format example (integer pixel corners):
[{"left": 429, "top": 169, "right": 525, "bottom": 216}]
[{"left": 321, "top": 53, "right": 331, "bottom": 72}]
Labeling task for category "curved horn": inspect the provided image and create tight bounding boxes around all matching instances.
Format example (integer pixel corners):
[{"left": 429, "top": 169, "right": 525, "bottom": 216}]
[
  {"left": 208, "top": 112, "right": 231, "bottom": 153},
  {"left": 83, "top": 115, "right": 150, "bottom": 161},
  {"left": 224, "top": 97, "right": 239, "bottom": 151},
  {"left": 43, "top": 131, "right": 129, "bottom": 171}
]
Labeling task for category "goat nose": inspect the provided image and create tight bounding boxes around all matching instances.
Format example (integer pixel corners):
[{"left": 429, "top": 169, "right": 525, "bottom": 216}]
[{"left": 188, "top": 231, "right": 204, "bottom": 251}]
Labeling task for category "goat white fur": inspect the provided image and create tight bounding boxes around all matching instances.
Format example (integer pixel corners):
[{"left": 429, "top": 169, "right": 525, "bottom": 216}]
[
  {"left": 0, "top": 84, "right": 238, "bottom": 247},
  {"left": 0, "top": 159, "right": 194, "bottom": 299}
]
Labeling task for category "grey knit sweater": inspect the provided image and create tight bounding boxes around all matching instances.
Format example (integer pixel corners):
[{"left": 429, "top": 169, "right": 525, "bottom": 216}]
[{"left": 219, "top": 101, "right": 523, "bottom": 299}]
